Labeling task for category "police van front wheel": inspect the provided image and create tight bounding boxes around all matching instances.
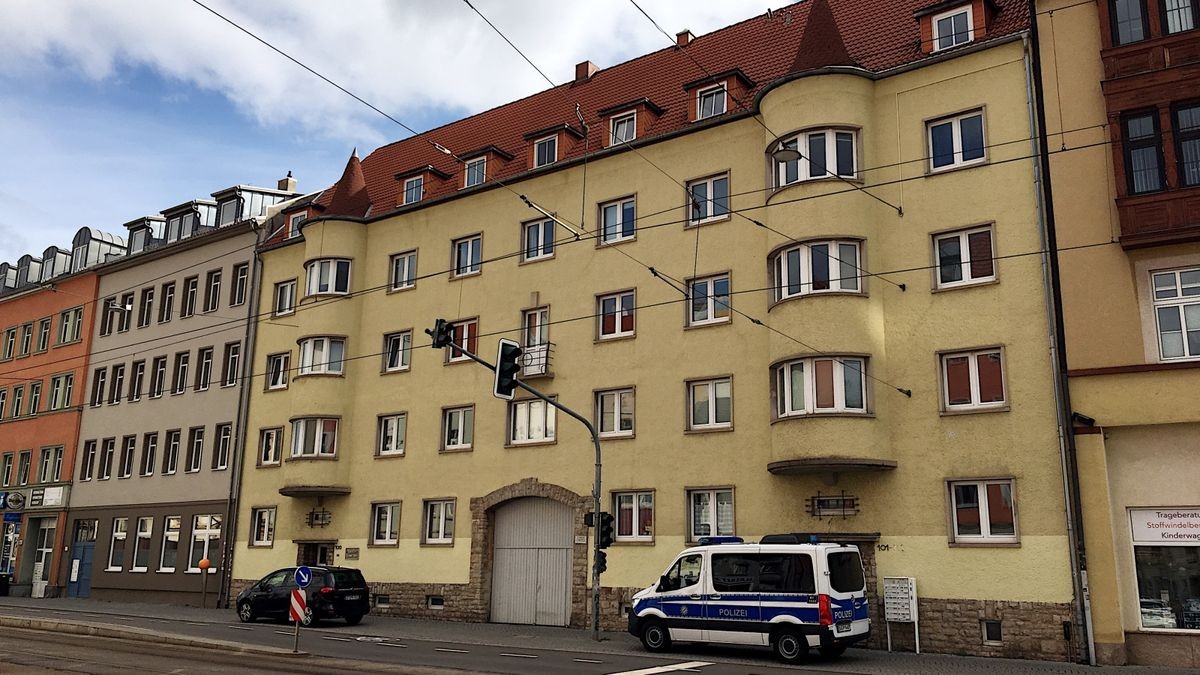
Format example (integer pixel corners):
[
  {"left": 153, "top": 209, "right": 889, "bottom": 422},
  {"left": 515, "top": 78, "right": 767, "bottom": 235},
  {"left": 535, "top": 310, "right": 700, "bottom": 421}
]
[
  {"left": 640, "top": 620, "right": 671, "bottom": 652},
  {"left": 772, "top": 628, "right": 808, "bottom": 664}
]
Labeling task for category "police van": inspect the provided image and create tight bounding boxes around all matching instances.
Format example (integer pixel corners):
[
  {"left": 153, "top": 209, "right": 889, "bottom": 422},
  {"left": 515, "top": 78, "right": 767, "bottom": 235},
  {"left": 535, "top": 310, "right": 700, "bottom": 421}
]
[{"left": 627, "top": 536, "right": 870, "bottom": 663}]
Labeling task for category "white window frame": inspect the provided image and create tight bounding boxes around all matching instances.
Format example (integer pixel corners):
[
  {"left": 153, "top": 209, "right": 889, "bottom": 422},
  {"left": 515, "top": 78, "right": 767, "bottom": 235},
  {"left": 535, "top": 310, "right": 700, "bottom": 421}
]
[
  {"left": 446, "top": 319, "right": 477, "bottom": 363},
  {"left": 775, "top": 357, "right": 868, "bottom": 417},
  {"left": 195, "top": 347, "right": 213, "bottom": 392},
  {"left": 230, "top": 263, "right": 249, "bottom": 307},
  {"left": 107, "top": 517, "right": 128, "bottom": 571},
  {"left": 776, "top": 129, "right": 859, "bottom": 186},
  {"left": 390, "top": 251, "right": 417, "bottom": 290},
  {"left": 687, "top": 377, "right": 733, "bottom": 430},
  {"left": 614, "top": 491, "right": 654, "bottom": 542},
  {"left": 688, "top": 274, "right": 732, "bottom": 326},
  {"left": 305, "top": 258, "right": 351, "bottom": 296},
  {"left": 266, "top": 353, "right": 290, "bottom": 390},
  {"left": 402, "top": 176, "right": 424, "bottom": 205},
  {"left": 372, "top": 503, "right": 400, "bottom": 545},
  {"left": 597, "top": 291, "right": 636, "bottom": 340},
  {"left": 1151, "top": 266, "right": 1200, "bottom": 361},
  {"left": 140, "top": 433, "right": 157, "bottom": 477},
  {"left": 149, "top": 357, "right": 167, "bottom": 398},
  {"left": 424, "top": 499, "right": 455, "bottom": 544},
  {"left": 287, "top": 212, "right": 306, "bottom": 238},
  {"left": 452, "top": 235, "right": 482, "bottom": 278},
  {"left": 696, "top": 82, "right": 728, "bottom": 120},
  {"left": 508, "top": 398, "right": 556, "bottom": 445},
  {"left": 131, "top": 516, "right": 153, "bottom": 572},
  {"left": 298, "top": 337, "right": 345, "bottom": 375},
  {"left": 772, "top": 240, "right": 862, "bottom": 302},
  {"left": 259, "top": 428, "right": 282, "bottom": 466},
  {"left": 464, "top": 156, "right": 486, "bottom": 188},
  {"left": 250, "top": 508, "right": 276, "bottom": 547},
  {"left": 931, "top": 5, "right": 975, "bottom": 52},
  {"left": 687, "top": 174, "right": 730, "bottom": 226},
  {"left": 186, "top": 514, "right": 221, "bottom": 573},
  {"left": 383, "top": 331, "right": 412, "bottom": 372},
  {"left": 599, "top": 197, "right": 636, "bottom": 245},
  {"left": 522, "top": 218, "right": 555, "bottom": 262},
  {"left": 203, "top": 269, "right": 221, "bottom": 313},
  {"left": 221, "top": 342, "right": 241, "bottom": 387},
  {"left": 90, "top": 368, "right": 106, "bottom": 407},
  {"left": 159, "top": 516, "right": 181, "bottom": 572},
  {"left": 941, "top": 348, "right": 1007, "bottom": 410},
  {"left": 163, "top": 430, "right": 180, "bottom": 475},
  {"left": 291, "top": 418, "right": 339, "bottom": 458},
  {"left": 442, "top": 406, "right": 474, "bottom": 451},
  {"left": 378, "top": 413, "right": 407, "bottom": 457},
  {"left": 596, "top": 388, "right": 635, "bottom": 438},
  {"left": 127, "top": 362, "right": 142, "bottom": 403},
  {"left": 688, "top": 488, "right": 734, "bottom": 541},
  {"left": 118, "top": 435, "right": 136, "bottom": 478},
  {"left": 171, "top": 352, "right": 189, "bottom": 395},
  {"left": 928, "top": 110, "right": 987, "bottom": 172},
  {"left": 78, "top": 440, "right": 95, "bottom": 482},
  {"left": 533, "top": 135, "right": 558, "bottom": 168},
  {"left": 609, "top": 110, "right": 636, "bottom": 146},
  {"left": 185, "top": 427, "right": 204, "bottom": 474},
  {"left": 181, "top": 277, "right": 198, "bottom": 318},
  {"left": 213, "top": 423, "right": 232, "bottom": 470},
  {"left": 948, "top": 479, "right": 1018, "bottom": 543},
  {"left": 934, "top": 226, "right": 996, "bottom": 288},
  {"left": 273, "top": 280, "right": 297, "bottom": 316}
]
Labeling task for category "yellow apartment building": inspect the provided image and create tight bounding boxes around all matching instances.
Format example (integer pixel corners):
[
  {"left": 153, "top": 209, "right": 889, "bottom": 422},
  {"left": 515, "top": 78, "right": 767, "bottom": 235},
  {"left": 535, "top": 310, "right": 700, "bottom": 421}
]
[
  {"left": 232, "top": 0, "right": 1079, "bottom": 659},
  {"left": 1036, "top": 0, "right": 1200, "bottom": 667}
]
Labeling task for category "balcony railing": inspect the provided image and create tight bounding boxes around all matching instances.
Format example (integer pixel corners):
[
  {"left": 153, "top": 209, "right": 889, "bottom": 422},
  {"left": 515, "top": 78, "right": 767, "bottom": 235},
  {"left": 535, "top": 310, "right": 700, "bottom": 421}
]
[{"left": 520, "top": 341, "right": 553, "bottom": 377}]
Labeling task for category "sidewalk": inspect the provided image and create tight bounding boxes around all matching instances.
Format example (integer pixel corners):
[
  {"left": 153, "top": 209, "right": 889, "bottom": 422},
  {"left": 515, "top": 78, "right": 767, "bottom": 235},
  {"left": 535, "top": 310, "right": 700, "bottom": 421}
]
[{"left": 0, "top": 596, "right": 1193, "bottom": 675}]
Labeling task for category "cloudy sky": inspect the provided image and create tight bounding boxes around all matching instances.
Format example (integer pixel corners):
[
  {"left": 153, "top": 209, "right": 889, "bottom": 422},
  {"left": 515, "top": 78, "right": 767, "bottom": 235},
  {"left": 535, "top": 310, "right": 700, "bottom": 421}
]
[{"left": 0, "top": 0, "right": 774, "bottom": 262}]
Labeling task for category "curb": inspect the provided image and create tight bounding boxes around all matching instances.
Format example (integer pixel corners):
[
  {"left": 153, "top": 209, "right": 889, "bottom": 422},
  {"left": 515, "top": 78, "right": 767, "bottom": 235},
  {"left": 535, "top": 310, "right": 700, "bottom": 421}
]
[{"left": 0, "top": 614, "right": 304, "bottom": 657}]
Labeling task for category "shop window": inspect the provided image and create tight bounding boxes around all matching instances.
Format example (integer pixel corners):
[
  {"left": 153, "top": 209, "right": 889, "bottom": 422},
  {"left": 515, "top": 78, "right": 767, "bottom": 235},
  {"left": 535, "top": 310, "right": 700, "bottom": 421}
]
[{"left": 1130, "top": 508, "right": 1200, "bottom": 631}]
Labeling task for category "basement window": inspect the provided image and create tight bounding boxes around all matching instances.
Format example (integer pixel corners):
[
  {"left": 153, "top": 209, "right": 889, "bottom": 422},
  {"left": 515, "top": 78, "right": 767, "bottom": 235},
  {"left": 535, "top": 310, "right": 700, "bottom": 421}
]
[
  {"left": 426, "top": 595, "right": 445, "bottom": 610},
  {"left": 982, "top": 619, "right": 1003, "bottom": 645}
]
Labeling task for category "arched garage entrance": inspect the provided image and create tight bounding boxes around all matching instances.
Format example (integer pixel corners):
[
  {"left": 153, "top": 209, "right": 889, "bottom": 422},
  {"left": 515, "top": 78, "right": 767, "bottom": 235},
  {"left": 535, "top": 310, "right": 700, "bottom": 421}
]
[{"left": 489, "top": 497, "right": 573, "bottom": 626}]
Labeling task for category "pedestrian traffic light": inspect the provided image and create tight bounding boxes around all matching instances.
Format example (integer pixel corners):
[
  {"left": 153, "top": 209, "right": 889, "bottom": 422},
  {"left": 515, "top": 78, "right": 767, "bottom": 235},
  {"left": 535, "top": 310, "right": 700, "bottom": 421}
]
[
  {"left": 598, "top": 511, "right": 615, "bottom": 549},
  {"left": 595, "top": 550, "right": 607, "bottom": 575},
  {"left": 427, "top": 319, "right": 455, "bottom": 349},
  {"left": 493, "top": 338, "right": 523, "bottom": 401}
]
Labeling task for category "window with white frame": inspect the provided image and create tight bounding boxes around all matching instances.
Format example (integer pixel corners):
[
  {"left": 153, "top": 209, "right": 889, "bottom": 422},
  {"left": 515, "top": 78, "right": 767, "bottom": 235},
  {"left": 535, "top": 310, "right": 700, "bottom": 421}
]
[
  {"left": 181, "top": 277, "right": 198, "bottom": 318},
  {"left": 259, "top": 428, "right": 282, "bottom": 466},
  {"left": 203, "top": 269, "right": 222, "bottom": 313},
  {"left": 149, "top": 357, "right": 167, "bottom": 398},
  {"left": 687, "top": 174, "right": 730, "bottom": 225},
  {"left": 212, "top": 423, "right": 231, "bottom": 470},
  {"left": 688, "top": 378, "right": 732, "bottom": 430},
  {"left": 598, "top": 291, "right": 635, "bottom": 339},
  {"left": 609, "top": 111, "right": 636, "bottom": 145},
  {"left": 305, "top": 259, "right": 351, "bottom": 296},
  {"left": 696, "top": 83, "right": 727, "bottom": 119},
  {"left": 941, "top": 348, "right": 1006, "bottom": 410},
  {"left": 221, "top": 342, "right": 241, "bottom": 387},
  {"left": 187, "top": 514, "right": 222, "bottom": 572},
  {"left": 287, "top": 212, "right": 306, "bottom": 238},
  {"left": 140, "top": 433, "right": 157, "bottom": 477},
  {"left": 509, "top": 398, "right": 556, "bottom": 445},
  {"left": 267, "top": 353, "right": 290, "bottom": 390},
  {"left": 600, "top": 197, "right": 636, "bottom": 244},
  {"left": 688, "top": 489, "right": 733, "bottom": 540},
  {"left": 291, "top": 418, "right": 338, "bottom": 457},
  {"left": 162, "top": 430, "right": 180, "bottom": 475},
  {"left": 118, "top": 435, "right": 136, "bottom": 478},
  {"left": 171, "top": 352, "right": 190, "bottom": 395},
  {"left": 390, "top": 251, "right": 417, "bottom": 290},
  {"left": 230, "top": 263, "right": 249, "bottom": 307},
  {"left": 378, "top": 413, "right": 407, "bottom": 456},
  {"left": 771, "top": 240, "right": 861, "bottom": 301},
  {"left": 127, "top": 362, "right": 142, "bottom": 403},
  {"left": 1, "top": 454, "right": 10, "bottom": 486},
  {"left": 132, "top": 517, "right": 153, "bottom": 571},
  {"left": 424, "top": 499, "right": 455, "bottom": 544},
  {"left": 107, "top": 517, "right": 128, "bottom": 570},
  {"left": 90, "top": 368, "right": 106, "bottom": 407},
  {"left": 383, "top": 331, "right": 412, "bottom": 372},
  {"left": 1152, "top": 266, "right": 1200, "bottom": 360},
  {"left": 28, "top": 381, "right": 41, "bottom": 414},
  {"left": 2, "top": 328, "right": 14, "bottom": 359},
  {"left": 372, "top": 503, "right": 400, "bottom": 545},
  {"left": 185, "top": 427, "right": 204, "bottom": 473},
  {"left": 158, "top": 283, "right": 175, "bottom": 324},
  {"left": 688, "top": 274, "right": 731, "bottom": 326},
  {"left": 777, "top": 129, "right": 857, "bottom": 185},
  {"left": 250, "top": 508, "right": 276, "bottom": 547},
  {"left": 775, "top": 357, "right": 867, "bottom": 417},
  {"left": 273, "top": 280, "right": 296, "bottom": 316},
  {"left": 98, "top": 439, "right": 115, "bottom": 480},
  {"left": 442, "top": 406, "right": 473, "bottom": 451},
  {"left": 446, "top": 319, "right": 477, "bottom": 363},
  {"left": 104, "top": 366, "right": 123, "bottom": 405},
  {"left": 195, "top": 347, "right": 213, "bottom": 392},
  {"left": 596, "top": 388, "right": 635, "bottom": 438},
  {"left": 522, "top": 218, "right": 555, "bottom": 262},
  {"left": 534, "top": 135, "right": 557, "bottom": 167},
  {"left": 37, "top": 446, "right": 62, "bottom": 483},
  {"left": 135, "top": 289, "right": 153, "bottom": 329},
  {"left": 403, "top": 176, "right": 424, "bottom": 205},
  {"left": 464, "top": 157, "right": 486, "bottom": 187},
  {"left": 935, "top": 226, "right": 995, "bottom": 288},
  {"left": 16, "top": 450, "right": 29, "bottom": 485},
  {"left": 78, "top": 441, "right": 96, "bottom": 481},
  {"left": 37, "top": 318, "right": 51, "bottom": 351},
  {"left": 452, "top": 235, "right": 482, "bottom": 277},
  {"left": 928, "top": 110, "right": 986, "bottom": 171},
  {"left": 614, "top": 491, "right": 654, "bottom": 541},
  {"left": 59, "top": 307, "right": 83, "bottom": 344},
  {"left": 10, "top": 385, "right": 23, "bottom": 418},
  {"left": 298, "top": 337, "right": 345, "bottom": 375},
  {"left": 159, "top": 516, "right": 181, "bottom": 572},
  {"left": 949, "top": 479, "right": 1017, "bottom": 542},
  {"left": 932, "top": 5, "right": 974, "bottom": 51}
]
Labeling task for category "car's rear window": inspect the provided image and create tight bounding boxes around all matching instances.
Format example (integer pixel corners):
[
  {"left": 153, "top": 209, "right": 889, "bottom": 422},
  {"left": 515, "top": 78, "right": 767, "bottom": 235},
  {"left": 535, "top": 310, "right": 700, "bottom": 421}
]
[
  {"left": 326, "top": 569, "right": 365, "bottom": 588},
  {"left": 827, "top": 550, "right": 865, "bottom": 593}
]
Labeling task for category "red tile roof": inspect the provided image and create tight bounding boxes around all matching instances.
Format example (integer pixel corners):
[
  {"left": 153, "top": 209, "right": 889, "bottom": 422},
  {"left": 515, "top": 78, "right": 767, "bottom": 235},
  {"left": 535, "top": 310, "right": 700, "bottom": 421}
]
[
  {"left": 324, "top": 151, "right": 371, "bottom": 218},
  {"left": 313, "top": 0, "right": 1027, "bottom": 221}
]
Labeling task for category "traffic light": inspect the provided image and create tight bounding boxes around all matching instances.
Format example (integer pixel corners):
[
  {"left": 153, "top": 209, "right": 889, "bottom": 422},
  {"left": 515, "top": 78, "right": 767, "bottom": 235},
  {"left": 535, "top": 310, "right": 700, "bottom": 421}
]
[
  {"left": 595, "top": 550, "right": 607, "bottom": 575},
  {"left": 426, "top": 319, "right": 455, "bottom": 349},
  {"left": 598, "top": 511, "right": 615, "bottom": 549},
  {"left": 493, "top": 338, "right": 523, "bottom": 400}
]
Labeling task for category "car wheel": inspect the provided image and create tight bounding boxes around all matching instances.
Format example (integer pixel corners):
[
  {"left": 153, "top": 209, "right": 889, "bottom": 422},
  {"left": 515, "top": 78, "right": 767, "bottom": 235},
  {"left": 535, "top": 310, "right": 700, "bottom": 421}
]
[
  {"left": 819, "top": 644, "right": 847, "bottom": 658},
  {"left": 344, "top": 614, "right": 363, "bottom": 626},
  {"left": 772, "top": 627, "right": 808, "bottom": 664},
  {"left": 237, "top": 601, "right": 255, "bottom": 623},
  {"left": 640, "top": 619, "right": 671, "bottom": 652}
]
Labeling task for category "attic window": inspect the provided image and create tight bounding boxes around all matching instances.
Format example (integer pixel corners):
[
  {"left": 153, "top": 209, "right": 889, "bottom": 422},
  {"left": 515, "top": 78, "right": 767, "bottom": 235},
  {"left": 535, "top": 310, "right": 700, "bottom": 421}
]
[
  {"left": 464, "top": 157, "right": 486, "bottom": 188},
  {"left": 403, "top": 176, "right": 424, "bottom": 205},
  {"left": 932, "top": 5, "right": 973, "bottom": 51},
  {"left": 287, "top": 212, "right": 306, "bottom": 238},
  {"left": 534, "top": 135, "right": 558, "bottom": 168},
  {"left": 697, "top": 83, "right": 728, "bottom": 120},
  {"left": 610, "top": 111, "right": 636, "bottom": 146}
]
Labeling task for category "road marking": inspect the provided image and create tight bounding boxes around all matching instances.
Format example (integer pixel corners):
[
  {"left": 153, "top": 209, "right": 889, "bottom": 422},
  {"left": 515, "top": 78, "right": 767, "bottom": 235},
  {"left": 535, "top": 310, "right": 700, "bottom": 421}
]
[
  {"left": 499, "top": 653, "right": 538, "bottom": 659},
  {"left": 322, "top": 636, "right": 353, "bottom": 642},
  {"left": 378, "top": 643, "right": 408, "bottom": 648},
  {"left": 605, "top": 662, "right": 714, "bottom": 675},
  {"left": 574, "top": 659, "right": 604, "bottom": 664},
  {"left": 274, "top": 631, "right": 292, "bottom": 636},
  {"left": 186, "top": 622, "right": 207, "bottom": 627},
  {"left": 227, "top": 626, "right": 253, "bottom": 631},
  {"left": 434, "top": 647, "right": 469, "bottom": 653}
]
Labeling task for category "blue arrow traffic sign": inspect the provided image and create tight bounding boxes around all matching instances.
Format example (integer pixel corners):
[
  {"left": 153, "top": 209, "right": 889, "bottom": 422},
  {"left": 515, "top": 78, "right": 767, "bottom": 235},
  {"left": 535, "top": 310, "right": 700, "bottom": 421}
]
[{"left": 294, "top": 565, "right": 312, "bottom": 588}]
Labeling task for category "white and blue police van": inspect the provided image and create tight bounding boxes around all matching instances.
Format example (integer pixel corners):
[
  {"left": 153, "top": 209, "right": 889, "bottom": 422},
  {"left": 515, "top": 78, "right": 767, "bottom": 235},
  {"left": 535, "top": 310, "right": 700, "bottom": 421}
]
[{"left": 627, "top": 535, "right": 870, "bottom": 663}]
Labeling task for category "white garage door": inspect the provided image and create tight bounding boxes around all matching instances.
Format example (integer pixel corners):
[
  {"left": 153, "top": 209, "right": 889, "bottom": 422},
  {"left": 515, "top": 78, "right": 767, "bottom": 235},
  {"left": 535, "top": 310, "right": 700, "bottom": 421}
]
[{"left": 490, "top": 497, "right": 573, "bottom": 626}]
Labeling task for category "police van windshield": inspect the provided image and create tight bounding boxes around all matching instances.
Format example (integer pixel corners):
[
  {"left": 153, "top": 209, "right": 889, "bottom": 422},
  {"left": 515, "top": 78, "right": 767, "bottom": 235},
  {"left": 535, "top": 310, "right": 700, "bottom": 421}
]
[
  {"left": 660, "top": 554, "right": 702, "bottom": 591},
  {"left": 827, "top": 550, "right": 865, "bottom": 592}
]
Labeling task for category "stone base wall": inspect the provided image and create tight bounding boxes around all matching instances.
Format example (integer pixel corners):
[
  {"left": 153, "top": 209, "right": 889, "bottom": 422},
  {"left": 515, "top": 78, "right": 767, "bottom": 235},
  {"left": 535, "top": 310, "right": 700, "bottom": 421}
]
[{"left": 879, "top": 598, "right": 1076, "bottom": 661}]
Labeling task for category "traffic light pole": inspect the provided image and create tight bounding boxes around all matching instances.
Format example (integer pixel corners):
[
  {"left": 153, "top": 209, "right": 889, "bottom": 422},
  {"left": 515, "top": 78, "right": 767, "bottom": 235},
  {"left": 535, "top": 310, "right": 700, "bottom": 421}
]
[{"left": 442, "top": 344, "right": 605, "bottom": 641}]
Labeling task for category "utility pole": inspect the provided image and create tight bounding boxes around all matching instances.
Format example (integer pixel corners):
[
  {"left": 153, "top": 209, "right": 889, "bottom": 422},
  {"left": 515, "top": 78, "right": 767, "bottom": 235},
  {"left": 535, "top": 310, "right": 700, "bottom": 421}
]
[{"left": 426, "top": 322, "right": 605, "bottom": 640}]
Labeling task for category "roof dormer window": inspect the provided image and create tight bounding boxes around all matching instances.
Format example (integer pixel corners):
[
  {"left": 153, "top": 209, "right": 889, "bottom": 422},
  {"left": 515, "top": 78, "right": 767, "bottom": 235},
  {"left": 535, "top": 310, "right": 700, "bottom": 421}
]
[
  {"left": 697, "top": 83, "right": 728, "bottom": 120},
  {"left": 464, "top": 156, "right": 486, "bottom": 188},
  {"left": 534, "top": 135, "right": 558, "bottom": 168},
  {"left": 610, "top": 111, "right": 637, "bottom": 146},
  {"left": 403, "top": 176, "right": 424, "bottom": 204},
  {"left": 217, "top": 199, "right": 239, "bottom": 227},
  {"left": 932, "top": 5, "right": 973, "bottom": 51}
]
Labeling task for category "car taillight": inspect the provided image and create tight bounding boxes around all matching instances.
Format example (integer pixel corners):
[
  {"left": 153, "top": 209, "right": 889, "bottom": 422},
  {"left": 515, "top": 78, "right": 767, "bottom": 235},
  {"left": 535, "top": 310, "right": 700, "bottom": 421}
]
[
  {"left": 818, "top": 594, "right": 833, "bottom": 626},
  {"left": 319, "top": 587, "right": 334, "bottom": 595}
]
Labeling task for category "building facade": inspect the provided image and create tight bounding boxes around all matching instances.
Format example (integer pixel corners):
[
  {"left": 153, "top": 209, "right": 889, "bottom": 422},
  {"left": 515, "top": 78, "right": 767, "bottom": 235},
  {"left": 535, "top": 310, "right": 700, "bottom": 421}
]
[
  {"left": 1036, "top": 0, "right": 1200, "bottom": 666},
  {"left": 232, "top": 0, "right": 1081, "bottom": 660},
  {"left": 0, "top": 234, "right": 112, "bottom": 597},
  {"left": 66, "top": 183, "right": 294, "bottom": 604}
]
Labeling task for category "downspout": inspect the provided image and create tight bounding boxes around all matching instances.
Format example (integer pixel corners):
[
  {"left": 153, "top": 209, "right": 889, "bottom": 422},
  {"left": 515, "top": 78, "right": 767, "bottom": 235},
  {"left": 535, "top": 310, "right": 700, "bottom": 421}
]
[
  {"left": 1023, "top": 17, "right": 1096, "bottom": 666},
  {"left": 218, "top": 221, "right": 264, "bottom": 608}
]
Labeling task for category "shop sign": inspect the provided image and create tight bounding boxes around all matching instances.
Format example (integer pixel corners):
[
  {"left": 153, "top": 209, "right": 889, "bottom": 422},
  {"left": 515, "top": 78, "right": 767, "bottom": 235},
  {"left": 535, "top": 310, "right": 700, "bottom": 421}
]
[
  {"left": 2, "top": 513, "right": 20, "bottom": 523},
  {"left": 1130, "top": 508, "right": 1200, "bottom": 544},
  {"left": 2, "top": 491, "right": 26, "bottom": 511}
]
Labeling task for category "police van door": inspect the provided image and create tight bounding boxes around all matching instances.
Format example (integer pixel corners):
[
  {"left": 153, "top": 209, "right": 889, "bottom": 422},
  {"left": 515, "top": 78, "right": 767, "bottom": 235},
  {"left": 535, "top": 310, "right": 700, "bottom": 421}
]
[
  {"left": 706, "top": 551, "right": 765, "bottom": 646},
  {"left": 657, "top": 552, "right": 705, "bottom": 641}
]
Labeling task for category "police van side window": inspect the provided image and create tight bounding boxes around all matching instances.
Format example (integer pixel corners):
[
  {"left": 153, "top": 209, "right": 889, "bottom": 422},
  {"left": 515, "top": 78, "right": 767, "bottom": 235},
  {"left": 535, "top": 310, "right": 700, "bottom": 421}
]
[
  {"left": 756, "top": 553, "right": 816, "bottom": 593},
  {"left": 827, "top": 551, "right": 866, "bottom": 592},
  {"left": 660, "top": 553, "right": 703, "bottom": 591},
  {"left": 712, "top": 554, "right": 756, "bottom": 592}
]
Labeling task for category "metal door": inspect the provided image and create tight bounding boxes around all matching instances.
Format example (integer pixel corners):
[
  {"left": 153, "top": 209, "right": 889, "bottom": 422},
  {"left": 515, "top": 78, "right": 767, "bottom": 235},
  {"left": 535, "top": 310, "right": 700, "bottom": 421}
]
[
  {"left": 66, "top": 542, "right": 94, "bottom": 598},
  {"left": 490, "top": 498, "right": 572, "bottom": 626}
]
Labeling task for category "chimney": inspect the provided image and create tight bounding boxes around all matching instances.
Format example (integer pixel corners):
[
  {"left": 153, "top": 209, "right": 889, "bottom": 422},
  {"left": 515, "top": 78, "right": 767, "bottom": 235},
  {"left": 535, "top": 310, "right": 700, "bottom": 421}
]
[
  {"left": 676, "top": 29, "right": 694, "bottom": 46},
  {"left": 278, "top": 171, "right": 297, "bottom": 192},
  {"left": 575, "top": 60, "right": 599, "bottom": 83}
]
